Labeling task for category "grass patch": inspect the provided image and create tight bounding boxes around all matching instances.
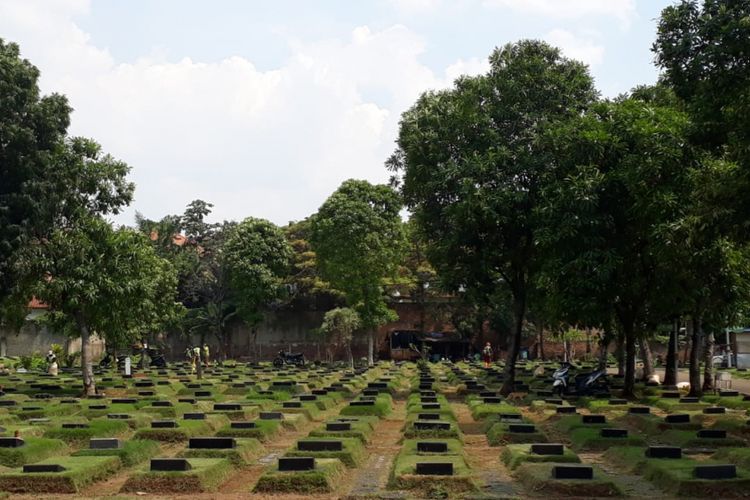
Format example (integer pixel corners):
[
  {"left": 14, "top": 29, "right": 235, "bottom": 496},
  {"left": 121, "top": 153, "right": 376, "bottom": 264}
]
[
  {"left": 43, "top": 419, "right": 130, "bottom": 445},
  {"left": 133, "top": 419, "right": 212, "bottom": 442},
  {"left": 0, "top": 456, "right": 121, "bottom": 493},
  {"left": 388, "top": 452, "right": 476, "bottom": 495},
  {"left": 121, "top": 457, "right": 233, "bottom": 493},
  {"left": 178, "top": 438, "right": 263, "bottom": 466},
  {"left": 339, "top": 395, "right": 392, "bottom": 418},
  {"left": 284, "top": 437, "right": 365, "bottom": 467},
  {"left": 569, "top": 428, "right": 646, "bottom": 451},
  {"left": 215, "top": 419, "right": 281, "bottom": 442},
  {"left": 487, "top": 422, "right": 547, "bottom": 446},
  {"left": 644, "top": 458, "right": 750, "bottom": 497},
  {"left": 0, "top": 437, "right": 67, "bottom": 467},
  {"left": 254, "top": 458, "right": 346, "bottom": 494},
  {"left": 72, "top": 439, "right": 161, "bottom": 466},
  {"left": 660, "top": 430, "right": 745, "bottom": 449},
  {"left": 515, "top": 462, "right": 621, "bottom": 497},
  {"left": 501, "top": 444, "right": 580, "bottom": 470}
]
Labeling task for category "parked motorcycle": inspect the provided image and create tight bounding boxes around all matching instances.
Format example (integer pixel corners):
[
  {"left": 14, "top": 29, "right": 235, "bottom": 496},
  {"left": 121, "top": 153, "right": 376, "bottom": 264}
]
[
  {"left": 273, "top": 350, "right": 305, "bottom": 367},
  {"left": 552, "top": 362, "right": 609, "bottom": 397}
]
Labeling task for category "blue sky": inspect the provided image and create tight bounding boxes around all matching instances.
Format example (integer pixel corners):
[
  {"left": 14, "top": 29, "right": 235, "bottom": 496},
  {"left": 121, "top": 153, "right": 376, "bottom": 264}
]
[{"left": 0, "top": 0, "right": 676, "bottom": 226}]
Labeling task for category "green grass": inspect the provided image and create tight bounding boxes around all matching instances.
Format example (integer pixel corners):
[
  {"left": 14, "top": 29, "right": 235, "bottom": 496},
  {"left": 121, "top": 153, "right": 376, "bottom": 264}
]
[
  {"left": 72, "top": 439, "right": 161, "bottom": 466},
  {"left": 284, "top": 437, "right": 366, "bottom": 467},
  {"left": 569, "top": 428, "right": 646, "bottom": 451},
  {"left": 501, "top": 444, "right": 580, "bottom": 470},
  {"left": 0, "top": 437, "right": 67, "bottom": 467},
  {"left": 469, "top": 402, "right": 522, "bottom": 421},
  {"left": 552, "top": 414, "right": 610, "bottom": 433},
  {"left": 643, "top": 458, "right": 750, "bottom": 497},
  {"left": 133, "top": 419, "right": 213, "bottom": 442},
  {"left": 515, "top": 462, "right": 622, "bottom": 497},
  {"left": 121, "top": 457, "right": 234, "bottom": 493},
  {"left": 0, "top": 456, "right": 121, "bottom": 493},
  {"left": 713, "top": 448, "right": 750, "bottom": 468},
  {"left": 487, "top": 422, "right": 547, "bottom": 446},
  {"left": 388, "top": 451, "right": 476, "bottom": 495},
  {"left": 339, "top": 395, "right": 392, "bottom": 418},
  {"left": 43, "top": 419, "right": 130, "bottom": 445},
  {"left": 214, "top": 419, "right": 281, "bottom": 442},
  {"left": 178, "top": 438, "right": 263, "bottom": 466},
  {"left": 660, "top": 429, "right": 746, "bottom": 448},
  {"left": 307, "top": 419, "right": 375, "bottom": 444},
  {"left": 254, "top": 458, "right": 346, "bottom": 494}
]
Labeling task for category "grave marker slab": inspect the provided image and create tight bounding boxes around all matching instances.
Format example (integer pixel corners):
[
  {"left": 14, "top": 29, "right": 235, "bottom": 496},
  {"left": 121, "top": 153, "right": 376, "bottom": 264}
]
[
  {"left": 531, "top": 443, "right": 563, "bottom": 455},
  {"left": 189, "top": 437, "right": 237, "bottom": 449},
  {"left": 151, "top": 458, "right": 191, "bottom": 471},
  {"left": 326, "top": 422, "right": 351, "bottom": 431},
  {"left": 151, "top": 420, "right": 178, "bottom": 428},
  {"left": 665, "top": 413, "right": 691, "bottom": 424},
  {"left": 23, "top": 464, "right": 66, "bottom": 473},
  {"left": 600, "top": 428, "right": 628, "bottom": 438},
  {"left": 552, "top": 465, "right": 593, "bottom": 480},
  {"left": 416, "top": 462, "right": 453, "bottom": 475},
  {"left": 231, "top": 421, "right": 256, "bottom": 429},
  {"left": 582, "top": 415, "right": 606, "bottom": 424},
  {"left": 646, "top": 446, "right": 682, "bottom": 459},
  {"left": 298, "top": 440, "right": 343, "bottom": 451},
  {"left": 90, "top": 438, "right": 122, "bottom": 449},
  {"left": 694, "top": 465, "right": 736, "bottom": 480},
  {"left": 279, "top": 457, "right": 314, "bottom": 471},
  {"left": 417, "top": 441, "right": 448, "bottom": 453}
]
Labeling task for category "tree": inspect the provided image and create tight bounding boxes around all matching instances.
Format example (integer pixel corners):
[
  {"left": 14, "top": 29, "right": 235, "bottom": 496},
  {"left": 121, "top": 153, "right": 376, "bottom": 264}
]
[
  {"left": 1, "top": 39, "right": 133, "bottom": 298},
  {"left": 654, "top": 0, "right": 750, "bottom": 236},
  {"left": 388, "top": 40, "right": 597, "bottom": 393},
  {"left": 224, "top": 218, "right": 292, "bottom": 360},
  {"left": 310, "top": 179, "right": 406, "bottom": 366},
  {"left": 540, "top": 93, "right": 709, "bottom": 396},
  {"left": 319, "top": 307, "right": 361, "bottom": 368},
  {"left": 17, "top": 217, "right": 182, "bottom": 395}
]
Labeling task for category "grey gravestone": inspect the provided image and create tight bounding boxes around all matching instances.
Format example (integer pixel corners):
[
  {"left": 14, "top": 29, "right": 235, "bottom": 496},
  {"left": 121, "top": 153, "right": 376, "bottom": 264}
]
[{"left": 90, "top": 438, "right": 121, "bottom": 449}]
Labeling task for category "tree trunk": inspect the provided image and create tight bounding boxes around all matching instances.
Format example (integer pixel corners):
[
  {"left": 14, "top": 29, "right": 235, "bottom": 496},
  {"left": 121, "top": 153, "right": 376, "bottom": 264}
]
[
  {"left": 585, "top": 330, "right": 592, "bottom": 355},
  {"left": 688, "top": 315, "right": 703, "bottom": 397},
  {"left": 622, "top": 319, "right": 636, "bottom": 399},
  {"left": 538, "top": 328, "right": 545, "bottom": 361},
  {"left": 346, "top": 340, "right": 354, "bottom": 370},
  {"left": 225, "top": 329, "right": 233, "bottom": 360},
  {"left": 77, "top": 315, "right": 96, "bottom": 396},
  {"left": 500, "top": 292, "right": 525, "bottom": 395},
  {"left": 640, "top": 338, "right": 654, "bottom": 381},
  {"left": 598, "top": 330, "right": 611, "bottom": 371},
  {"left": 702, "top": 329, "right": 715, "bottom": 393},
  {"left": 664, "top": 319, "right": 679, "bottom": 386},
  {"left": 367, "top": 330, "right": 374, "bottom": 366},
  {"left": 196, "top": 333, "right": 205, "bottom": 380},
  {"left": 615, "top": 330, "right": 626, "bottom": 376}
]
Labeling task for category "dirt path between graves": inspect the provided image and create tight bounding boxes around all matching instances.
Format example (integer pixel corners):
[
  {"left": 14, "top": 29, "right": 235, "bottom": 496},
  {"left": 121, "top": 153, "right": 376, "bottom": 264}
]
[
  {"left": 344, "top": 399, "right": 406, "bottom": 499},
  {"left": 453, "top": 402, "right": 523, "bottom": 499}
]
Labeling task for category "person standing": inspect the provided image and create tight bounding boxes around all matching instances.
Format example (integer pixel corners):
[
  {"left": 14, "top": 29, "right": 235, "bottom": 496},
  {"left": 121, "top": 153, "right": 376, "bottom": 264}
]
[
  {"left": 482, "top": 342, "right": 493, "bottom": 368},
  {"left": 202, "top": 343, "right": 210, "bottom": 367},
  {"left": 46, "top": 349, "right": 58, "bottom": 376}
]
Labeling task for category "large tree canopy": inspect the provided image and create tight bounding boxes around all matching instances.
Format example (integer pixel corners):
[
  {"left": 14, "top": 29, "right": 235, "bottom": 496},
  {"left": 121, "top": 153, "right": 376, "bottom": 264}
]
[
  {"left": 18, "top": 216, "right": 182, "bottom": 394},
  {"left": 310, "top": 179, "right": 406, "bottom": 366},
  {"left": 389, "top": 40, "right": 597, "bottom": 393}
]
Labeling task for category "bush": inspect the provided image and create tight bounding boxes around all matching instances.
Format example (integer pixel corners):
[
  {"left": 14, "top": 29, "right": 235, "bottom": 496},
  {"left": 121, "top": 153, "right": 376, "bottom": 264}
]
[{"left": 0, "top": 438, "right": 67, "bottom": 467}]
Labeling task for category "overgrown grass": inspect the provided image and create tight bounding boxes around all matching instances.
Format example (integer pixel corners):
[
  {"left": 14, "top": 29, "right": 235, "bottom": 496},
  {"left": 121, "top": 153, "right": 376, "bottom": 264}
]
[
  {"left": 0, "top": 456, "right": 121, "bottom": 493},
  {"left": 72, "top": 439, "right": 161, "bottom": 466},
  {"left": 254, "top": 458, "right": 346, "bottom": 494},
  {"left": 514, "top": 462, "right": 622, "bottom": 497},
  {"left": 501, "top": 444, "right": 580, "bottom": 470},
  {"left": 121, "top": 457, "right": 234, "bottom": 493},
  {"left": 0, "top": 437, "right": 67, "bottom": 467}
]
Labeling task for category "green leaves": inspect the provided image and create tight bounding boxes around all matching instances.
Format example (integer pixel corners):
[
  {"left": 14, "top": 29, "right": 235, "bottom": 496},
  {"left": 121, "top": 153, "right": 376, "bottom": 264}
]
[
  {"left": 310, "top": 179, "right": 405, "bottom": 330},
  {"left": 223, "top": 217, "right": 292, "bottom": 326}
]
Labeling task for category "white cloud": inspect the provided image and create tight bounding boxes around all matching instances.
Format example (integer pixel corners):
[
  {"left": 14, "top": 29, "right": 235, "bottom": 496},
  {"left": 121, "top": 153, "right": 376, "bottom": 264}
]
[
  {"left": 544, "top": 29, "right": 604, "bottom": 67},
  {"left": 0, "top": 1, "right": 487, "bottom": 226},
  {"left": 484, "top": 0, "right": 636, "bottom": 28}
]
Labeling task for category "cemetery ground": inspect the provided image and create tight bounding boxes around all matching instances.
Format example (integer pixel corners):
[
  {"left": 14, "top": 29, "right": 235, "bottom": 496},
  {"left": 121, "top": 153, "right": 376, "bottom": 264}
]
[{"left": 0, "top": 361, "right": 749, "bottom": 498}]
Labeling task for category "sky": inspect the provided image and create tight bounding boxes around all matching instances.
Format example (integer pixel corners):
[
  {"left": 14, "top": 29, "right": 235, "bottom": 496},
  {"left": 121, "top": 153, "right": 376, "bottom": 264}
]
[{"left": 0, "top": 0, "right": 676, "bottom": 227}]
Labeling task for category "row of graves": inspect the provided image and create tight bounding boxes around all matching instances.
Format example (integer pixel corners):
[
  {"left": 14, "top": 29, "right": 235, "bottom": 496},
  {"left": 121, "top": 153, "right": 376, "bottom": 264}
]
[
  {"left": 0, "top": 359, "right": 407, "bottom": 494},
  {"left": 388, "top": 364, "right": 476, "bottom": 496},
  {"left": 253, "top": 370, "right": 401, "bottom": 493},
  {"left": 452, "top": 360, "right": 750, "bottom": 497}
]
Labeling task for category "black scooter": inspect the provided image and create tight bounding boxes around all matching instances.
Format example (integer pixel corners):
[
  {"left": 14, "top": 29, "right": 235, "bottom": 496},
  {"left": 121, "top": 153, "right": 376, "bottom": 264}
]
[
  {"left": 273, "top": 350, "right": 305, "bottom": 367},
  {"left": 552, "top": 362, "right": 609, "bottom": 397}
]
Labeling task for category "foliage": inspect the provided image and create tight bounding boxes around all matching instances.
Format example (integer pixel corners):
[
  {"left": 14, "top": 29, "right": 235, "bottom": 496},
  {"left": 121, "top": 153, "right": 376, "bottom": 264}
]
[
  {"left": 318, "top": 307, "right": 360, "bottom": 366},
  {"left": 224, "top": 217, "right": 292, "bottom": 328},
  {"left": 19, "top": 351, "right": 47, "bottom": 371},
  {"left": 389, "top": 40, "right": 597, "bottom": 392},
  {"left": 311, "top": 179, "right": 406, "bottom": 364}
]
